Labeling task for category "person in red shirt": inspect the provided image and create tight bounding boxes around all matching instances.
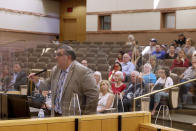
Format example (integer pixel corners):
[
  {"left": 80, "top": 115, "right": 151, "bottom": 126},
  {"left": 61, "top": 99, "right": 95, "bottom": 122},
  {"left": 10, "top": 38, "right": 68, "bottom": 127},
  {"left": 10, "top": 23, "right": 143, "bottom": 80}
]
[
  {"left": 111, "top": 71, "right": 127, "bottom": 94},
  {"left": 170, "top": 49, "right": 190, "bottom": 71},
  {"left": 108, "top": 62, "right": 126, "bottom": 83}
]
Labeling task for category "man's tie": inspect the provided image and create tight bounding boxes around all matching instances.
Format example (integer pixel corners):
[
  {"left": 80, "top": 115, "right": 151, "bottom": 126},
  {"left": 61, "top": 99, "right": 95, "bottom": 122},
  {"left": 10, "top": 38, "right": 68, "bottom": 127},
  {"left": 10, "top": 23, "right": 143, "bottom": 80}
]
[{"left": 55, "top": 70, "right": 67, "bottom": 114}]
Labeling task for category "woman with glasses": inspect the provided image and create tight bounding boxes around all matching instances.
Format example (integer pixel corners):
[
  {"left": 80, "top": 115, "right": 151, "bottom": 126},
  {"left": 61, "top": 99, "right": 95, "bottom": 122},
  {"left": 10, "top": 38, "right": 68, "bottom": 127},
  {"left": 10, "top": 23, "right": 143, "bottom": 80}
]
[
  {"left": 108, "top": 62, "right": 125, "bottom": 82},
  {"left": 97, "top": 80, "right": 114, "bottom": 113},
  {"left": 151, "top": 68, "right": 173, "bottom": 115}
]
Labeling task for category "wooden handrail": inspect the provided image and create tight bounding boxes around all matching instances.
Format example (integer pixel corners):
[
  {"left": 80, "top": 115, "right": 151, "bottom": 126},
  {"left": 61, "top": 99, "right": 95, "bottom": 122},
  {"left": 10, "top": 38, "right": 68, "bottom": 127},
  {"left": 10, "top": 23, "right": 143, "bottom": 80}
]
[{"left": 133, "top": 78, "right": 196, "bottom": 111}]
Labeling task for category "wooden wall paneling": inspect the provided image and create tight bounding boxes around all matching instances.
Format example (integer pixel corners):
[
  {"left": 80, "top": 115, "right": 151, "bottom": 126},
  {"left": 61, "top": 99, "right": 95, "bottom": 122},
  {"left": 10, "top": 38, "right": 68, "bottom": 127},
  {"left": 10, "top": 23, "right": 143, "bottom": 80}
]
[
  {"left": 0, "top": 124, "right": 47, "bottom": 131},
  {"left": 60, "top": 0, "right": 86, "bottom": 42},
  {"left": 79, "top": 119, "right": 102, "bottom": 131},
  {"left": 101, "top": 118, "right": 118, "bottom": 131},
  {"left": 48, "top": 122, "right": 75, "bottom": 131}
]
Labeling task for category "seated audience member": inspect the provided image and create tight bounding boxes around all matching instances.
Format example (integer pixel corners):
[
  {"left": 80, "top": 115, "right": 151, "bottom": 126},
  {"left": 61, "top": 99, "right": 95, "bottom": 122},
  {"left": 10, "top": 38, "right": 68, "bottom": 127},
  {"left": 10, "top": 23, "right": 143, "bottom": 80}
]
[
  {"left": 183, "top": 38, "right": 195, "bottom": 57},
  {"left": 0, "top": 65, "right": 10, "bottom": 91},
  {"left": 175, "top": 33, "right": 186, "bottom": 47},
  {"left": 81, "top": 59, "right": 88, "bottom": 67},
  {"left": 115, "top": 51, "right": 124, "bottom": 64},
  {"left": 140, "top": 63, "right": 157, "bottom": 93},
  {"left": 111, "top": 71, "right": 126, "bottom": 94},
  {"left": 170, "top": 50, "right": 190, "bottom": 71},
  {"left": 119, "top": 71, "right": 144, "bottom": 112},
  {"left": 131, "top": 48, "right": 143, "bottom": 71},
  {"left": 97, "top": 80, "right": 114, "bottom": 113},
  {"left": 93, "top": 71, "right": 102, "bottom": 89},
  {"left": 126, "top": 34, "right": 138, "bottom": 57},
  {"left": 170, "top": 41, "right": 181, "bottom": 54},
  {"left": 121, "top": 53, "right": 135, "bottom": 80},
  {"left": 179, "top": 58, "right": 196, "bottom": 105},
  {"left": 152, "top": 44, "right": 166, "bottom": 59},
  {"left": 149, "top": 56, "right": 160, "bottom": 74},
  {"left": 165, "top": 44, "right": 177, "bottom": 59},
  {"left": 126, "top": 34, "right": 136, "bottom": 46},
  {"left": 108, "top": 62, "right": 125, "bottom": 82},
  {"left": 151, "top": 68, "right": 173, "bottom": 115},
  {"left": 52, "top": 35, "right": 60, "bottom": 45},
  {"left": 142, "top": 38, "right": 157, "bottom": 56},
  {"left": 8, "top": 63, "right": 27, "bottom": 91}
]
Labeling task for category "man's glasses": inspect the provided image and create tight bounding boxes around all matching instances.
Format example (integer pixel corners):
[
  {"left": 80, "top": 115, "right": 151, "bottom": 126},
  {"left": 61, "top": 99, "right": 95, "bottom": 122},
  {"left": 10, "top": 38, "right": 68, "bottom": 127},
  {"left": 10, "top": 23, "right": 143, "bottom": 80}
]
[{"left": 56, "top": 52, "right": 64, "bottom": 57}]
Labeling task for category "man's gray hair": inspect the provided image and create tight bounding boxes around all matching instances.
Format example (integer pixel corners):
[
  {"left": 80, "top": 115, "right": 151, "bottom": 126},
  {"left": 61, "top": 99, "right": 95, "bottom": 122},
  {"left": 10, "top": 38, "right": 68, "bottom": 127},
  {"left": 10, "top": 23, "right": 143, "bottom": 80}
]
[
  {"left": 58, "top": 45, "right": 76, "bottom": 60},
  {"left": 131, "top": 71, "right": 139, "bottom": 76}
]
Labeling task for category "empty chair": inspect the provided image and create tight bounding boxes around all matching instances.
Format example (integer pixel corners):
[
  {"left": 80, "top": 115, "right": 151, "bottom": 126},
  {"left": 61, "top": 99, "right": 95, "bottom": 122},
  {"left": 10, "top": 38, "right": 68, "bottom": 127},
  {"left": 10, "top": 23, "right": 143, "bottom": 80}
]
[
  {"left": 116, "top": 41, "right": 126, "bottom": 45},
  {"left": 75, "top": 51, "right": 85, "bottom": 58},
  {"left": 77, "top": 48, "right": 88, "bottom": 52},
  {"left": 97, "top": 58, "right": 108, "bottom": 64},
  {"left": 34, "top": 48, "right": 43, "bottom": 53},
  {"left": 97, "top": 53, "right": 108, "bottom": 58},
  {"left": 109, "top": 58, "right": 116, "bottom": 65},
  {"left": 47, "top": 43, "right": 57, "bottom": 48},
  {"left": 37, "top": 44, "right": 47, "bottom": 48},
  {"left": 163, "top": 59, "right": 174, "bottom": 68},
  {"left": 81, "top": 42, "right": 91, "bottom": 45},
  {"left": 42, "top": 52, "right": 52, "bottom": 57},
  {"left": 94, "top": 42, "right": 103, "bottom": 45},
  {"left": 172, "top": 67, "right": 187, "bottom": 76},
  {"left": 109, "top": 53, "right": 118, "bottom": 59},
  {"left": 31, "top": 52, "right": 41, "bottom": 57},
  {"left": 28, "top": 62, "right": 35, "bottom": 69},
  {"left": 89, "top": 48, "right": 99, "bottom": 53},
  {"left": 97, "top": 64, "right": 109, "bottom": 71},
  {"left": 86, "top": 57, "right": 96, "bottom": 64},
  {"left": 102, "top": 48, "right": 111, "bottom": 54},
  {"left": 26, "top": 48, "right": 34, "bottom": 54},
  {"left": 86, "top": 52, "right": 96, "bottom": 58},
  {"left": 170, "top": 74, "right": 180, "bottom": 85},
  {"left": 88, "top": 63, "right": 96, "bottom": 71},
  {"left": 104, "top": 42, "right": 114, "bottom": 45},
  {"left": 34, "top": 62, "right": 47, "bottom": 69},
  {"left": 50, "top": 58, "right": 56, "bottom": 63},
  {"left": 17, "top": 57, "right": 28, "bottom": 62},
  {"left": 29, "top": 57, "right": 38, "bottom": 63},
  {"left": 39, "top": 57, "right": 49, "bottom": 63},
  {"left": 112, "top": 48, "right": 122, "bottom": 53}
]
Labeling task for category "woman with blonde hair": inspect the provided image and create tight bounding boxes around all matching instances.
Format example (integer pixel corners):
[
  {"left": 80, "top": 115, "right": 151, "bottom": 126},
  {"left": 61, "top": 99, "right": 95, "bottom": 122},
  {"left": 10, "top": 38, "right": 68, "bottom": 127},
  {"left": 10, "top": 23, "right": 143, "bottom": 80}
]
[
  {"left": 97, "top": 80, "right": 114, "bottom": 113},
  {"left": 183, "top": 38, "right": 195, "bottom": 57},
  {"left": 170, "top": 49, "right": 190, "bottom": 71}
]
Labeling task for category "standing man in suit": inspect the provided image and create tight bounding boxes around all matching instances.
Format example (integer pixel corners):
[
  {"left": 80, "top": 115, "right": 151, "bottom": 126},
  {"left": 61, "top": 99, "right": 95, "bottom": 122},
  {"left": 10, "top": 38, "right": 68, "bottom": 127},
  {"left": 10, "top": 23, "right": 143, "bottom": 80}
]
[
  {"left": 9, "top": 63, "right": 27, "bottom": 91},
  {"left": 29, "top": 45, "right": 99, "bottom": 116}
]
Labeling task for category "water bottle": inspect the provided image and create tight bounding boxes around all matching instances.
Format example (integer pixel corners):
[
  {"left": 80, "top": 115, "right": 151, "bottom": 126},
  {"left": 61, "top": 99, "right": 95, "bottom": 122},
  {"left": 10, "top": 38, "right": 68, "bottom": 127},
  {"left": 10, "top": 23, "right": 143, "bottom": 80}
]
[{"left": 38, "top": 109, "right": 45, "bottom": 118}]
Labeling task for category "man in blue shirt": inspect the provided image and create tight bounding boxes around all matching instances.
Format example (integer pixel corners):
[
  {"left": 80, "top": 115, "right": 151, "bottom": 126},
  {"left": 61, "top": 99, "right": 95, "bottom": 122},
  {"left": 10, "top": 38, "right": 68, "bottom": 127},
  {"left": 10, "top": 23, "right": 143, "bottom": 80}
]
[
  {"left": 121, "top": 53, "right": 135, "bottom": 81},
  {"left": 152, "top": 45, "right": 166, "bottom": 59}
]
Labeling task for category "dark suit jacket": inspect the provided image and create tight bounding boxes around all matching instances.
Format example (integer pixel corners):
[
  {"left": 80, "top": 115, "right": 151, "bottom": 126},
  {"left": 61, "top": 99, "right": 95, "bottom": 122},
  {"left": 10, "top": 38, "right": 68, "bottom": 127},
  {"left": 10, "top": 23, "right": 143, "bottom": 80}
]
[
  {"left": 39, "top": 61, "right": 99, "bottom": 116},
  {"left": 14, "top": 71, "right": 27, "bottom": 90}
]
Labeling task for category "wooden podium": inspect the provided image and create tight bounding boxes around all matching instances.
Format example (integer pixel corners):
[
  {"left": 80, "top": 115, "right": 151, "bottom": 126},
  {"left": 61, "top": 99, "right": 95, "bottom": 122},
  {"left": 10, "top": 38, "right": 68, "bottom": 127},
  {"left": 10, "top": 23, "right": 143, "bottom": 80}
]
[{"left": 0, "top": 92, "right": 30, "bottom": 119}]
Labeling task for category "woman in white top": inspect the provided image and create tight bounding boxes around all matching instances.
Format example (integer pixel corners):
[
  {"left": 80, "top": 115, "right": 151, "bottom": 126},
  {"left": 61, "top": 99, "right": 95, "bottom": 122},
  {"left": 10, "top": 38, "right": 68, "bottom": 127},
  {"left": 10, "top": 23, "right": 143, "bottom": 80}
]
[
  {"left": 97, "top": 80, "right": 114, "bottom": 113},
  {"left": 151, "top": 68, "right": 173, "bottom": 115}
]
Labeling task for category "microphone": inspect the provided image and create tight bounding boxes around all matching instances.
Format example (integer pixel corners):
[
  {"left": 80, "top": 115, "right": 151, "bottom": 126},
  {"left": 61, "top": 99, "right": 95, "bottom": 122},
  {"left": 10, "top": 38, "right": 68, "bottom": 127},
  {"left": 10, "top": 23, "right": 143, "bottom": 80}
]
[{"left": 34, "top": 69, "right": 47, "bottom": 76}]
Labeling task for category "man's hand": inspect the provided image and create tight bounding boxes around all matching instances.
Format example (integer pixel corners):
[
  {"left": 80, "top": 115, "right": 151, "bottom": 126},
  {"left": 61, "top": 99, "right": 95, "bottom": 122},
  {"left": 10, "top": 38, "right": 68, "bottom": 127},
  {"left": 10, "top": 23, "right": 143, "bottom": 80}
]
[{"left": 28, "top": 73, "right": 39, "bottom": 84}]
